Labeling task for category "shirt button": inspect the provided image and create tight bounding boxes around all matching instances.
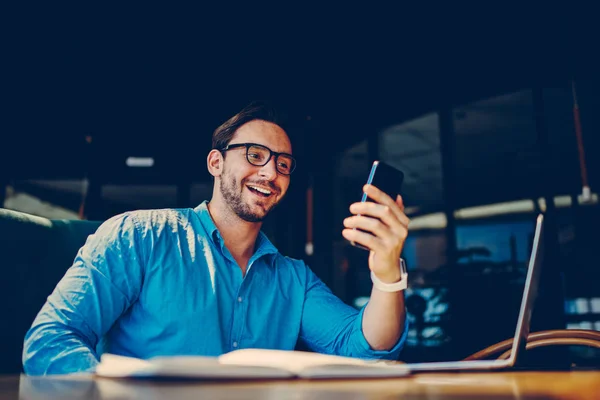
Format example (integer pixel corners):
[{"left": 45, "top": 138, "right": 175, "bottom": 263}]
[
  {"left": 233, "top": 341, "right": 238, "bottom": 348},
  {"left": 237, "top": 297, "right": 243, "bottom": 303}
]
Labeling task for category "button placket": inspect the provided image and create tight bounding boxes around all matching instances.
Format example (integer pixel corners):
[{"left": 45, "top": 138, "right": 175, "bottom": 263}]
[{"left": 231, "top": 278, "right": 250, "bottom": 351}]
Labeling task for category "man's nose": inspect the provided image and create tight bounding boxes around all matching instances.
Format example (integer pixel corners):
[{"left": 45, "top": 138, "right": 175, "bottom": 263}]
[{"left": 258, "top": 156, "right": 278, "bottom": 180}]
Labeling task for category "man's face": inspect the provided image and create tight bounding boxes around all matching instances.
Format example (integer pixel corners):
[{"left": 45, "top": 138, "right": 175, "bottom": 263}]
[{"left": 219, "top": 120, "right": 292, "bottom": 222}]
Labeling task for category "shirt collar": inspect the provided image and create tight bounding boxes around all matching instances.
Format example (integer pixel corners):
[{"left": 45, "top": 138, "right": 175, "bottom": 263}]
[
  {"left": 194, "top": 201, "right": 220, "bottom": 241},
  {"left": 194, "top": 201, "right": 278, "bottom": 257}
]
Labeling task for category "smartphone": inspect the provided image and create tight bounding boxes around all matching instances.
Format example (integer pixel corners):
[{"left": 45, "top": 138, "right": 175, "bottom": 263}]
[{"left": 350, "top": 160, "right": 405, "bottom": 250}]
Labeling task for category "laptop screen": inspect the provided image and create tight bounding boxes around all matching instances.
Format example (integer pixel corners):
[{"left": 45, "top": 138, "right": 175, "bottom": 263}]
[{"left": 506, "top": 214, "right": 545, "bottom": 365}]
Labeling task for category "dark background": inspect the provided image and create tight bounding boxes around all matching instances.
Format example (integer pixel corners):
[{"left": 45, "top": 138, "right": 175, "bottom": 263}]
[{"left": 3, "top": 4, "right": 597, "bottom": 182}]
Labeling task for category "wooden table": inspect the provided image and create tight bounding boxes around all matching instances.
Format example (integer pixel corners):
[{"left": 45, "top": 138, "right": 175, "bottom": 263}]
[{"left": 3, "top": 371, "right": 600, "bottom": 399}]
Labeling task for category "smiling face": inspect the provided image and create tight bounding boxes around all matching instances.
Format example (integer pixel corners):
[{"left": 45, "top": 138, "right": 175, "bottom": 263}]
[{"left": 216, "top": 119, "right": 292, "bottom": 222}]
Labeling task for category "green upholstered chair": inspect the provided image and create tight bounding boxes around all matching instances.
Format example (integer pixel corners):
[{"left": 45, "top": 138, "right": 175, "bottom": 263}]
[{"left": 0, "top": 208, "right": 101, "bottom": 374}]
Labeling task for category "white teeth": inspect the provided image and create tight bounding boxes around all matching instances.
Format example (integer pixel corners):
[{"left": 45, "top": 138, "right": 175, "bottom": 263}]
[{"left": 248, "top": 185, "right": 272, "bottom": 195}]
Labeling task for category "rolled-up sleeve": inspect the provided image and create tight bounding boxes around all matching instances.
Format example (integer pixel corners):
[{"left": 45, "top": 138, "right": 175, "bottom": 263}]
[
  {"left": 299, "top": 265, "right": 408, "bottom": 360},
  {"left": 22, "top": 213, "right": 145, "bottom": 375}
]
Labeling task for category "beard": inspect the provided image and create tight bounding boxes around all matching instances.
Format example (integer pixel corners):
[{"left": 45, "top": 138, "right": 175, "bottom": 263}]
[{"left": 219, "top": 169, "right": 282, "bottom": 222}]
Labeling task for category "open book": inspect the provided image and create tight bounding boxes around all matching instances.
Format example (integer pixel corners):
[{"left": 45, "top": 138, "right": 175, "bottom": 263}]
[{"left": 96, "top": 349, "right": 410, "bottom": 380}]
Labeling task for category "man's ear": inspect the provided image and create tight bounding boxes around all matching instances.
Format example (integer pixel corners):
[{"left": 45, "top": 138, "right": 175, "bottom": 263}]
[{"left": 207, "top": 149, "right": 224, "bottom": 178}]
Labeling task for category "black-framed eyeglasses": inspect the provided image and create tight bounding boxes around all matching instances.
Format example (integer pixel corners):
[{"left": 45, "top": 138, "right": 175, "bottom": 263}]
[{"left": 218, "top": 142, "right": 297, "bottom": 175}]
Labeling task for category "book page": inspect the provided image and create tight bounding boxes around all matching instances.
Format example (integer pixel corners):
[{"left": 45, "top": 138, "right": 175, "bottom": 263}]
[
  {"left": 97, "top": 351, "right": 408, "bottom": 379},
  {"left": 96, "top": 353, "right": 294, "bottom": 379},
  {"left": 219, "top": 349, "right": 409, "bottom": 378},
  {"left": 96, "top": 354, "right": 157, "bottom": 378}
]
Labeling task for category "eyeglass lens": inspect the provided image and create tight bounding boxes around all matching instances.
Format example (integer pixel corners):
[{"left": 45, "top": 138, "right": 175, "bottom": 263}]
[{"left": 247, "top": 145, "right": 294, "bottom": 175}]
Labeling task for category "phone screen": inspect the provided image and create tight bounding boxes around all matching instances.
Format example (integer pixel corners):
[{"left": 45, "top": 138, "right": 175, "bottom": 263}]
[
  {"left": 351, "top": 160, "right": 405, "bottom": 250},
  {"left": 361, "top": 161, "right": 405, "bottom": 203}
]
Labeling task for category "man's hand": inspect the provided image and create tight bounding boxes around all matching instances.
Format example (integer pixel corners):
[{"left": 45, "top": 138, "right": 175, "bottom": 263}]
[{"left": 342, "top": 184, "right": 410, "bottom": 283}]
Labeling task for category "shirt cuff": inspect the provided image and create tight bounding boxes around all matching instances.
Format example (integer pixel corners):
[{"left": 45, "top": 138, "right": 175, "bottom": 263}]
[{"left": 352, "top": 305, "right": 410, "bottom": 360}]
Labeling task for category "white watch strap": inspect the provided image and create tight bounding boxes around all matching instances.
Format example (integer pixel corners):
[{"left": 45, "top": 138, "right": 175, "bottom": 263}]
[{"left": 370, "top": 258, "right": 408, "bottom": 292}]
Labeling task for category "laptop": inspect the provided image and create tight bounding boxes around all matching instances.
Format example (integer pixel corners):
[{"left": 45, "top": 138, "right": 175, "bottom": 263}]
[{"left": 406, "top": 213, "right": 544, "bottom": 372}]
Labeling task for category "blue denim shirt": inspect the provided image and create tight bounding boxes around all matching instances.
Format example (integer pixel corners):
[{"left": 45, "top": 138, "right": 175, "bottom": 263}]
[{"left": 23, "top": 201, "right": 408, "bottom": 375}]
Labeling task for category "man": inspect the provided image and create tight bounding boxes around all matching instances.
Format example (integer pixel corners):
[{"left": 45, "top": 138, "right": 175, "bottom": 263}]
[{"left": 23, "top": 102, "right": 410, "bottom": 375}]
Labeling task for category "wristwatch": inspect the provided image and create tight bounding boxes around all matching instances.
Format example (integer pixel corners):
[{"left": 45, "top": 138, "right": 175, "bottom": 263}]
[{"left": 370, "top": 258, "right": 408, "bottom": 292}]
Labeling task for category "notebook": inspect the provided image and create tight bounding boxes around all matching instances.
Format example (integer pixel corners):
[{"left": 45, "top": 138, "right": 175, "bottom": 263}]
[
  {"left": 406, "top": 214, "right": 545, "bottom": 372},
  {"left": 95, "top": 348, "right": 410, "bottom": 380}
]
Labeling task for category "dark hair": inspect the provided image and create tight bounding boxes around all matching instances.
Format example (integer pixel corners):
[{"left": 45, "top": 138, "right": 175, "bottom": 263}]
[{"left": 212, "top": 101, "right": 285, "bottom": 150}]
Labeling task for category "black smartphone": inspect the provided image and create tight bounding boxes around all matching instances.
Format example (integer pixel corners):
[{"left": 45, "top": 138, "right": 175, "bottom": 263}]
[{"left": 350, "top": 160, "right": 405, "bottom": 250}]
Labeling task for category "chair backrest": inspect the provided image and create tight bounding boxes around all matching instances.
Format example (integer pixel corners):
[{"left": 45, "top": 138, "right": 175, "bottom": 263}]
[{"left": 0, "top": 208, "right": 102, "bottom": 374}]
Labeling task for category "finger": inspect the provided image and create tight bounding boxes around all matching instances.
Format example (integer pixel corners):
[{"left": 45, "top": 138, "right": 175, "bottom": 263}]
[
  {"left": 349, "top": 202, "right": 408, "bottom": 233},
  {"left": 395, "top": 195, "right": 410, "bottom": 227},
  {"left": 363, "top": 185, "right": 409, "bottom": 223},
  {"left": 363, "top": 184, "right": 396, "bottom": 208},
  {"left": 345, "top": 218, "right": 408, "bottom": 251},
  {"left": 350, "top": 201, "right": 410, "bottom": 229},
  {"left": 343, "top": 215, "right": 391, "bottom": 239},
  {"left": 342, "top": 228, "right": 384, "bottom": 252},
  {"left": 395, "top": 194, "right": 405, "bottom": 213}
]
